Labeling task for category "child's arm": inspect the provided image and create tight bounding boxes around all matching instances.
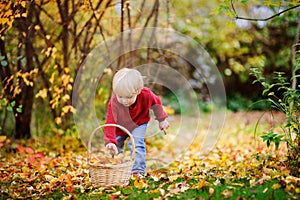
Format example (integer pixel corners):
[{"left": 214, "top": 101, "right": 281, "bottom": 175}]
[
  {"left": 159, "top": 118, "right": 170, "bottom": 135},
  {"left": 104, "top": 100, "right": 118, "bottom": 145},
  {"left": 104, "top": 100, "right": 119, "bottom": 155},
  {"left": 148, "top": 90, "right": 169, "bottom": 132},
  {"left": 149, "top": 92, "right": 168, "bottom": 121}
]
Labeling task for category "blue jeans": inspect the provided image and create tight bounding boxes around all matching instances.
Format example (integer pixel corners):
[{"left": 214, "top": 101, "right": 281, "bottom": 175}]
[{"left": 116, "top": 123, "right": 147, "bottom": 175}]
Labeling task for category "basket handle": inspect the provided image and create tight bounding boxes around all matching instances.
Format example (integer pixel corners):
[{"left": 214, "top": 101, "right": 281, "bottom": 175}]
[{"left": 87, "top": 124, "right": 136, "bottom": 163}]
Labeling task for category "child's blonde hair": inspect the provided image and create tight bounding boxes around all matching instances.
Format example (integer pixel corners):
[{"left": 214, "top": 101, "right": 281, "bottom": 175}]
[{"left": 112, "top": 68, "right": 144, "bottom": 96}]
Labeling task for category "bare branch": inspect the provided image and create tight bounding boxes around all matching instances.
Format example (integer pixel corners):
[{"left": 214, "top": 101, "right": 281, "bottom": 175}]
[
  {"left": 135, "top": 0, "right": 160, "bottom": 49},
  {"left": 117, "top": 0, "right": 125, "bottom": 69},
  {"left": 166, "top": 0, "right": 170, "bottom": 27},
  {"left": 147, "top": 0, "right": 159, "bottom": 63},
  {"left": 133, "top": 0, "right": 146, "bottom": 28},
  {"left": 126, "top": 1, "right": 134, "bottom": 66},
  {"left": 231, "top": 0, "right": 300, "bottom": 21}
]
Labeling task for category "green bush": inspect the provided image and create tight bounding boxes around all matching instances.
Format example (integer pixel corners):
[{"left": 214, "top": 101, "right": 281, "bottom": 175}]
[
  {"left": 251, "top": 61, "right": 300, "bottom": 176},
  {"left": 227, "top": 93, "right": 271, "bottom": 112}
]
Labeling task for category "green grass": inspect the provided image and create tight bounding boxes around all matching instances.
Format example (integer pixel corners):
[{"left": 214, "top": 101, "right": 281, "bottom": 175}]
[{"left": 39, "top": 178, "right": 289, "bottom": 200}]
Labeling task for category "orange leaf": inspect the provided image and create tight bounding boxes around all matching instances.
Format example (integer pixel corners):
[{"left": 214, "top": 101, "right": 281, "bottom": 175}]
[
  {"left": 66, "top": 185, "right": 74, "bottom": 193},
  {"left": 25, "top": 147, "right": 34, "bottom": 154},
  {"left": 134, "top": 178, "right": 148, "bottom": 189},
  {"left": 35, "top": 152, "right": 45, "bottom": 158},
  {"left": 16, "top": 145, "right": 24, "bottom": 153},
  {"left": 28, "top": 155, "right": 36, "bottom": 164}
]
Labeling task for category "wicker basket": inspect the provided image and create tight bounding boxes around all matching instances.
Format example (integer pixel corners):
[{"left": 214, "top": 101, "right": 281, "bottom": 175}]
[{"left": 87, "top": 124, "right": 135, "bottom": 187}]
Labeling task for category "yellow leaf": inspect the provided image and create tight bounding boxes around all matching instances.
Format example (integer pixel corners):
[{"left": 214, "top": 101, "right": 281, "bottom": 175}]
[
  {"left": 21, "top": 12, "right": 27, "bottom": 18},
  {"left": 44, "top": 174, "right": 54, "bottom": 181},
  {"left": 168, "top": 175, "right": 180, "bottom": 182},
  {"left": 0, "top": 135, "right": 6, "bottom": 143},
  {"left": 49, "top": 73, "right": 55, "bottom": 84},
  {"left": 30, "top": 68, "right": 38, "bottom": 76},
  {"left": 61, "top": 107, "right": 68, "bottom": 116},
  {"left": 134, "top": 179, "right": 148, "bottom": 189},
  {"left": 194, "top": 179, "right": 206, "bottom": 189},
  {"left": 34, "top": 25, "right": 40, "bottom": 30},
  {"left": 35, "top": 88, "right": 48, "bottom": 99},
  {"left": 70, "top": 106, "right": 76, "bottom": 114},
  {"left": 0, "top": 18, "right": 9, "bottom": 25},
  {"left": 250, "top": 179, "right": 256, "bottom": 187},
  {"left": 163, "top": 105, "right": 175, "bottom": 115},
  {"left": 62, "top": 94, "right": 70, "bottom": 102},
  {"left": 55, "top": 117, "right": 62, "bottom": 125},
  {"left": 64, "top": 67, "right": 70, "bottom": 73},
  {"left": 62, "top": 105, "right": 76, "bottom": 114},
  {"left": 272, "top": 183, "right": 281, "bottom": 190},
  {"left": 21, "top": 1, "right": 26, "bottom": 8}
]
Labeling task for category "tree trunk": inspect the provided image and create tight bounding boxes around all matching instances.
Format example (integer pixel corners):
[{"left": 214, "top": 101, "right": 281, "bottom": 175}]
[
  {"left": 14, "top": 1, "right": 35, "bottom": 139},
  {"left": 15, "top": 86, "right": 34, "bottom": 139}
]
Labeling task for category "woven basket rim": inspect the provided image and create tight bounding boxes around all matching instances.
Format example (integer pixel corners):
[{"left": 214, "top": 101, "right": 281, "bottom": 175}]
[{"left": 88, "top": 160, "right": 134, "bottom": 168}]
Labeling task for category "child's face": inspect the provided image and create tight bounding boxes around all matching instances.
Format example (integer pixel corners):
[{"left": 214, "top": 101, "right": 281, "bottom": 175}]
[{"left": 116, "top": 94, "right": 138, "bottom": 107}]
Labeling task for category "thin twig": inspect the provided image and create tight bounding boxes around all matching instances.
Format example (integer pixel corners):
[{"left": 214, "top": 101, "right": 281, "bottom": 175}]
[
  {"left": 135, "top": 0, "right": 159, "bottom": 49},
  {"left": 126, "top": 1, "right": 134, "bottom": 66},
  {"left": 147, "top": 0, "right": 159, "bottom": 63},
  {"left": 117, "top": 0, "right": 125, "bottom": 69},
  {"left": 133, "top": 0, "right": 146, "bottom": 28},
  {"left": 231, "top": 0, "right": 300, "bottom": 21}
]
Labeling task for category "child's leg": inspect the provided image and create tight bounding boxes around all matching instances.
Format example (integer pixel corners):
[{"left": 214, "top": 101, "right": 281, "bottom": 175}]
[
  {"left": 116, "top": 135, "right": 128, "bottom": 154},
  {"left": 128, "top": 123, "right": 147, "bottom": 175}
]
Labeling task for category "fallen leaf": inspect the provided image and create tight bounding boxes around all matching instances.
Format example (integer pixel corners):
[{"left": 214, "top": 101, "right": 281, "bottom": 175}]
[
  {"left": 263, "top": 188, "right": 268, "bottom": 193},
  {"left": 16, "top": 145, "right": 24, "bottom": 153},
  {"left": 170, "top": 187, "right": 181, "bottom": 194},
  {"left": 66, "top": 185, "right": 74, "bottom": 193},
  {"left": 25, "top": 147, "right": 34, "bottom": 154},
  {"left": 134, "top": 178, "right": 148, "bottom": 189},
  {"left": 272, "top": 183, "right": 281, "bottom": 190},
  {"left": 28, "top": 155, "right": 36, "bottom": 164},
  {"left": 221, "top": 189, "right": 233, "bottom": 198},
  {"left": 0, "top": 135, "right": 7, "bottom": 143}
]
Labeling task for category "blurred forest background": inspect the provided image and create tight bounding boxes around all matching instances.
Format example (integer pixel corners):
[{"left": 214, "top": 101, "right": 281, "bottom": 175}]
[{"left": 0, "top": 0, "right": 299, "bottom": 139}]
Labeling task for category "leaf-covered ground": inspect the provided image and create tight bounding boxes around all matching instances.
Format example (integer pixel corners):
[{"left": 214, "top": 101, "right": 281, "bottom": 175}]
[{"left": 1, "top": 111, "right": 299, "bottom": 199}]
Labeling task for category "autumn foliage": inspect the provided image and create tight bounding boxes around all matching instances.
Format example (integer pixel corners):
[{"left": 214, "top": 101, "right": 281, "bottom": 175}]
[
  {"left": 1, "top": 0, "right": 300, "bottom": 199},
  {"left": 1, "top": 112, "right": 299, "bottom": 199}
]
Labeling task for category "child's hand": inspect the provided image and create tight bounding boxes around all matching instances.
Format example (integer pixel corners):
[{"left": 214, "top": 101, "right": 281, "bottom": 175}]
[
  {"left": 105, "top": 143, "right": 118, "bottom": 155},
  {"left": 159, "top": 119, "right": 170, "bottom": 135}
]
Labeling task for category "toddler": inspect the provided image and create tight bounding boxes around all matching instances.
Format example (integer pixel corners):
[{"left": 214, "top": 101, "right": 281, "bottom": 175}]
[{"left": 104, "top": 68, "right": 170, "bottom": 177}]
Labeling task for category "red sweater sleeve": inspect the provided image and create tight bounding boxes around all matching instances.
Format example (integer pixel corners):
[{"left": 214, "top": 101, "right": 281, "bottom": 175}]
[
  {"left": 149, "top": 90, "right": 168, "bottom": 122},
  {"left": 104, "top": 99, "right": 118, "bottom": 145}
]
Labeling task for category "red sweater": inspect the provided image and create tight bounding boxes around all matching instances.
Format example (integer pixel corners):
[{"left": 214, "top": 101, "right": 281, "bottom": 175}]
[{"left": 104, "top": 87, "right": 168, "bottom": 145}]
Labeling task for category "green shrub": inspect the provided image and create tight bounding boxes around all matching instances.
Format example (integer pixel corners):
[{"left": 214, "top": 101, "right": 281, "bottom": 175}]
[
  {"left": 227, "top": 93, "right": 271, "bottom": 112},
  {"left": 251, "top": 62, "right": 300, "bottom": 176}
]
